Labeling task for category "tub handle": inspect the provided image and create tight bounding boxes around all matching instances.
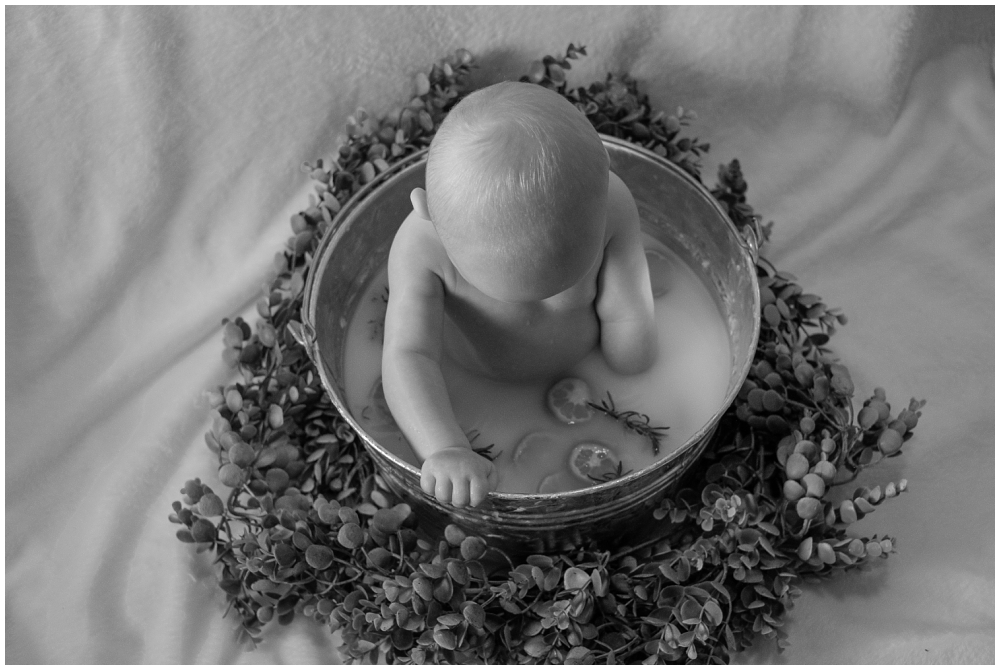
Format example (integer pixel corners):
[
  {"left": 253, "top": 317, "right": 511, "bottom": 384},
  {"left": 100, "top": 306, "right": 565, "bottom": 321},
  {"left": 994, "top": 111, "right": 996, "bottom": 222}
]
[{"left": 739, "top": 215, "right": 764, "bottom": 265}]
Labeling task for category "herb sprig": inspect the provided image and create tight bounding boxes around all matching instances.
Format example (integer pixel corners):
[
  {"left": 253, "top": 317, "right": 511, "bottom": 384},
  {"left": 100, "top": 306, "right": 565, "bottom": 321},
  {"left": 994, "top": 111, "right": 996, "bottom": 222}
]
[
  {"left": 587, "top": 460, "right": 632, "bottom": 484},
  {"left": 170, "top": 45, "right": 923, "bottom": 664},
  {"left": 466, "top": 429, "right": 498, "bottom": 462},
  {"left": 588, "top": 391, "right": 668, "bottom": 455}
]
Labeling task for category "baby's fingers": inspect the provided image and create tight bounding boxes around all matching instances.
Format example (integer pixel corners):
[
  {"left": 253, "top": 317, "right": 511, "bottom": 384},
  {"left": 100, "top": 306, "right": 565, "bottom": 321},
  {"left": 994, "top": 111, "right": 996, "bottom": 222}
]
[
  {"left": 450, "top": 478, "right": 471, "bottom": 508},
  {"left": 420, "top": 471, "right": 436, "bottom": 498},
  {"left": 434, "top": 477, "right": 453, "bottom": 505},
  {"left": 469, "top": 476, "right": 490, "bottom": 508}
]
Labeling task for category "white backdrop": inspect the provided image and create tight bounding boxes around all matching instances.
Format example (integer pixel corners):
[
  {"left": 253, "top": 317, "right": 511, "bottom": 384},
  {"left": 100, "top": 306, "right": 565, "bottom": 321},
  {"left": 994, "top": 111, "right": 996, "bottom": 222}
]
[{"left": 6, "top": 6, "right": 994, "bottom": 663}]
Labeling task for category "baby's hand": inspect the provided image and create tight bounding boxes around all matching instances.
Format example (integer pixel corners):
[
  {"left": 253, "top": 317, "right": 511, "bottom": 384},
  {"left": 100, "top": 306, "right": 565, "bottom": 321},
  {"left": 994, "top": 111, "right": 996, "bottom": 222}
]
[{"left": 420, "top": 447, "right": 498, "bottom": 508}]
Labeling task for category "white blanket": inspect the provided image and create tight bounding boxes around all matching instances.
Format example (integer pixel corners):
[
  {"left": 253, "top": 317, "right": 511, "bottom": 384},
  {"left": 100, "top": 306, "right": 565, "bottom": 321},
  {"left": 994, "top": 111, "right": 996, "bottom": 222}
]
[{"left": 6, "top": 6, "right": 994, "bottom": 663}]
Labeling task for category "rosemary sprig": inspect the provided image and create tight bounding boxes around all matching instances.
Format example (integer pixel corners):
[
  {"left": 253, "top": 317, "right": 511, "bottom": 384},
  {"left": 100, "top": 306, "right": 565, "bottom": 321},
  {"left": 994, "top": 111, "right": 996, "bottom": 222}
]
[
  {"left": 588, "top": 391, "right": 668, "bottom": 455},
  {"left": 587, "top": 460, "right": 632, "bottom": 484},
  {"left": 472, "top": 445, "right": 497, "bottom": 461},
  {"left": 466, "top": 428, "right": 498, "bottom": 462}
]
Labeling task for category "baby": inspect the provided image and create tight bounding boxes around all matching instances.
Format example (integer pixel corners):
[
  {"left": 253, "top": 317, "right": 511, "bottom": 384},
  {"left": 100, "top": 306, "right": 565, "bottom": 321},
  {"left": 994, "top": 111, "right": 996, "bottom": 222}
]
[{"left": 382, "top": 81, "right": 657, "bottom": 508}]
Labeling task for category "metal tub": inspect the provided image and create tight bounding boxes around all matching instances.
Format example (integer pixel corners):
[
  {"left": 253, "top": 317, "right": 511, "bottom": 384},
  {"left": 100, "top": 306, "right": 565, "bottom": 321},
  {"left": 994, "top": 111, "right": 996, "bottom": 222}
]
[{"left": 303, "top": 136, "right": 760, "bottom": 554}]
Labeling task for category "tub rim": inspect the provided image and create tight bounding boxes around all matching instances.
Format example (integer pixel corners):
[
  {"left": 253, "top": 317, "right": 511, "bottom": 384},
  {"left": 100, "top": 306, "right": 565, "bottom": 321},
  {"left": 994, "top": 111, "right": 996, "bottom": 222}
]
[{"left": 303, "top": 134, "right": 761, "bottom": 503}]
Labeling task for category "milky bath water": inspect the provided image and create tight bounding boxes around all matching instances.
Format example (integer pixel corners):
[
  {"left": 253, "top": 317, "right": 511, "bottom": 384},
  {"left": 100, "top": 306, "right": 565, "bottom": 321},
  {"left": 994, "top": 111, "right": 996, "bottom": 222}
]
[{"left": 342, "top": 236, "right": 731, "bottom": 495}]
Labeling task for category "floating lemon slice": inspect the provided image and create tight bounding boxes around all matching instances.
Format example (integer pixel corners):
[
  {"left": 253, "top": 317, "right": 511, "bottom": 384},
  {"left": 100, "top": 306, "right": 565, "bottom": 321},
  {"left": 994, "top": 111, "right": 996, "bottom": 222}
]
[
  {"left": 645, "top": 248, "right": 672, "bottom": 298},
  {"left": 537, "top": 471, "right": 581, "bottom": 493},
  {"left": 512, "top": 431, "right": 559, "bottom": 465},
  {"left": 568, "top": 443, "right": 621, "bottom": 482},
  {"left": 546, "top": 377, "right": 595, "bottom": 424}
]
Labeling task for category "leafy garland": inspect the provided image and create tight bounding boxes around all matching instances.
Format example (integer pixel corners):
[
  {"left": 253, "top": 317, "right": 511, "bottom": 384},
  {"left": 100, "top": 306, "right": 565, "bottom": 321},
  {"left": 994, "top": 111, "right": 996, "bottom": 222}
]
[{"left": 170, "top": 46, "right": 924, "bottom": 664}]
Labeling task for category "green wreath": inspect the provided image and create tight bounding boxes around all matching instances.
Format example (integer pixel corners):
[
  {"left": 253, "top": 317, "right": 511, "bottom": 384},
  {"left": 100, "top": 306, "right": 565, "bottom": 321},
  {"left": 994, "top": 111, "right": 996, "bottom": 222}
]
[{"left": 170, "top": 46, "right": 923, "bottom": 664}]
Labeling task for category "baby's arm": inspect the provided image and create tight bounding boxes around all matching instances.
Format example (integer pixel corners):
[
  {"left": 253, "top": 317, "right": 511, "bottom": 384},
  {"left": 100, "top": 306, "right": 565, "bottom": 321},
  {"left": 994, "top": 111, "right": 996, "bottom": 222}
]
[
  {"left": 381, "top": 204, "right": 497, "bottom": 508},
  {"left": 595, "top": 173, "right": 658, "bottom": 374}
]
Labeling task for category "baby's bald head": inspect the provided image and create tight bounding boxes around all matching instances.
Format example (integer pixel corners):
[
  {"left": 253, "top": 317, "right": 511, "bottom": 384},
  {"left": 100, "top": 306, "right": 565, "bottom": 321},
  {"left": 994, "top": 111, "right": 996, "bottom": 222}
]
[{"left": 425, "top": 82, "right": 610, "bottom": 302}]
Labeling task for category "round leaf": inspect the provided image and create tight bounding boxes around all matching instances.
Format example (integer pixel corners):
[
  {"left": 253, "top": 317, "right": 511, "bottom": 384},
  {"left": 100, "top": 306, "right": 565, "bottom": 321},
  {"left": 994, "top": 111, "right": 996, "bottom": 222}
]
[
  {"left": 228, "top": 442, "right": 255, "bottom": 468},
  {"left": 797, "top": 537, "right": 813, "bottom": 560},
  {"left": 432, "top": 628, "right": 457, "bottom": 651},
  {"left": 858, "top": 405, "right": 879, "bottom": 430},
  {"left": 523, "top": 635, "right": 549, "bottom": 658},
  {"left": 305, "top": 544, "right": 335, "bottom": 570},
  {"left": 877, "top": 429, "right": 903, "bottom": 455},
  {"left": 264, "top": 470, "right": 289, "bottom": 497},
  {"left": 218, "top": 463, "right": 245, "bottom": 489},
  {"left": 784, "top": 453, "right": 809, "bottom": 480},
  {"left": 563, "top": 566, "right": 591, "bottom": 591},
  {"left": 414, "top": 72, "right": 431, "bottom": 96},
  {"left": 437, "top": 613, "right": 465, "bottom": 627},
  {"left": 762, "top": 389, "right": 785, "bottom": 412},
  {"left": 565, "top": 646, "right": 593, "bottom": 664},
  {"left": 763, "top": 304, "right": 781, "bottom": 328},
  {"left": 839, "top": 500, "right": 859, "bottom": 524},
  {"left": 225, "top": 389, "right": 242, "bottom": 413},
  {"left": 460, "top": 536, "right": 487, "bottom": 561},
  {"left": 412, "top": 576, "right": 433, "bottom": 601},
  {"left": 446, "top": 559, "right": 468, "bottom": 585},
  {"left": 274, "top": 543, "right": 297, "bottom": 567},
  {"left": 371, "top": 505, "right": 408, "bottom": 534},
  {"left": 796, "top": 497, "right": 821, "bottom": 520},
  {"left": 463, "top": 602, "right": 485, "bottom": 628},
  {"left": 433, "top": 576, "right": 454, "bottom": 602},
  {"left": 366, "top": 546, "right": 394, "bottom": 570},
  {"left": 191, "top": 518, "right": 216, "bottom": 543},
  {"left": 198, "top": 493, "right": 225, "bottom": 517},
  {"left": 444, "top": 524, "right": 466, "bottom": 547},
  {"left": 337, "top": 522, "right": 364, "bottom": 549},
  {"left": 317, "top": 502, "right": 341, "bottom": 524},
  {"left": 801, "top": 473, "right": 826, "bottom": 499},
  {"left": 783, "top": 479, "right": 805, "bottom": 502}
]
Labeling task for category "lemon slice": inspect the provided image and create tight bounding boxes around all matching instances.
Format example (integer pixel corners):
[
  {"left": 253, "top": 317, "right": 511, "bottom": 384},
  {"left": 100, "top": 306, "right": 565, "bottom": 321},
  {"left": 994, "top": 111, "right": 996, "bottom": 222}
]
[
  {"left": 512, "top": 431, "right": 559, "bottom": 465},
  {"left": 537, "top": 471, "right": 579, "bottom": 493},
  {"left": 546, "top": 377, "right": 595, "bottom": 424},
  {"left": 568, "top": 443, "right": 621, "bottom": 482}
]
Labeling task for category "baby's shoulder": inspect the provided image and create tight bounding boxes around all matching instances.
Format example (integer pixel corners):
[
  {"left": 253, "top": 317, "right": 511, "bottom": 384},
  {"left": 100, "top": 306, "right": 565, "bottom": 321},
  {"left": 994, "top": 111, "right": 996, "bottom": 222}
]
[
  {"left": 604, "top": 171, "right": 640, "bottom": 239},
  {"left": 388, "top": 211, "right": 454, "bottom": 286},
  {"left": 606, "top": 171, "right": 636, "bottom": 216}
]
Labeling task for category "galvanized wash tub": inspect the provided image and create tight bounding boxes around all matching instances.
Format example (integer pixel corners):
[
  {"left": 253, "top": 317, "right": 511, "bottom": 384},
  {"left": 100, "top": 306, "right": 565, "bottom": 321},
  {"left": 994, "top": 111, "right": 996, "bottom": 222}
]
[{"left": 303, "top": 136, "right": 760, "bottom": 553}]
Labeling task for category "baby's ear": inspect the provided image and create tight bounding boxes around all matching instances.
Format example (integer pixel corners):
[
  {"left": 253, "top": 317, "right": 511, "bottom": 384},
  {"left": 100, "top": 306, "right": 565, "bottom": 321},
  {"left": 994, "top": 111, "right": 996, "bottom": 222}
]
[{"left": 410, "top": 188, "right": 431, "bottom": 221}]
